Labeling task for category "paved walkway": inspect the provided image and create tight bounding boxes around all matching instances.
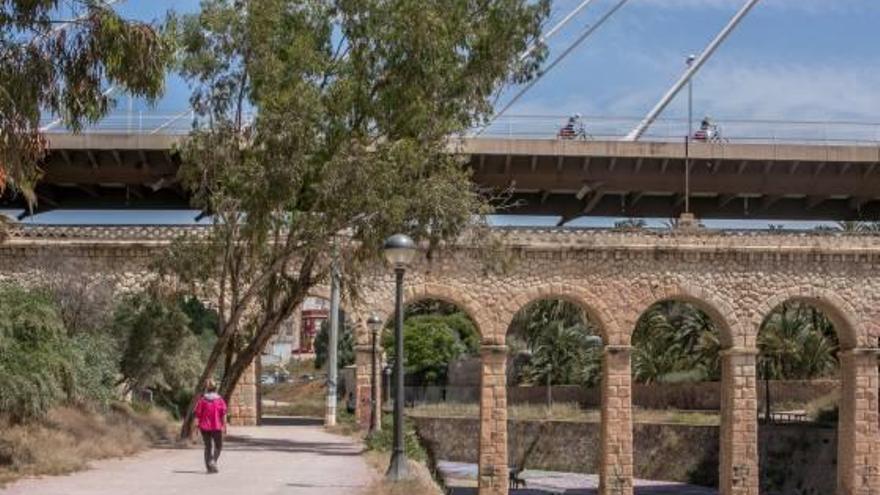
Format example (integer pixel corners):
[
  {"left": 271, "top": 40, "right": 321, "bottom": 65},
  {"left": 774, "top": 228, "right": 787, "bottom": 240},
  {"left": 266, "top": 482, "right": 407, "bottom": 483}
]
[
  {"left": 439, "top": 461, "right": 717, "bottom": 495},
  {"left": 1, "top": 418, "right": 374, "bottom": 495}
]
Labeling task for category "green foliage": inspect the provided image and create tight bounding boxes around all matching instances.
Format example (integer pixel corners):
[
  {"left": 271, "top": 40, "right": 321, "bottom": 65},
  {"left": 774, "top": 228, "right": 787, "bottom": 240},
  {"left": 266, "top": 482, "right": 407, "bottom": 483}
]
[
  {"left": 526, "top": 321, "right": 601, "bottom": 387},
  {"left": 365, "top": 413, "right": 427, "bottom": 463},
  {"left": 0, "top": 284, "right": 119, "bottom": 419},
  {"left": 614, "top": 218, "right": 647, "bottom": 230},
  {"left": 0, "top": 1, "right": 171, "bottom": 201},
  {"left": 509, "top": 300, "right": 601, "bottom": 387},
  {"left": 383, "top": 312, "right": 479, "bottom": 384},
  {"left": 112, "top": 293, "right": 214, "bottom": 401},
  {"left": 0, "top": 286, "right": 77, "bottom": 421},
  {"left": 314, "top": 312, "right": 355, "bottom": 370},
  {"left": 632, "top": 301, "right": 721, "bottom": 384},
  {"left": 835, "top": 221, "right": 880, "bottom": 232},
  {"left": 68, "top": 331, "right": 120, "bottom": 406},
  {"left": 759, "top": 302, "right": 838, "bottom": 380},
  {"left": 164, "top": 0, "right": 550, "bottom": 405}
]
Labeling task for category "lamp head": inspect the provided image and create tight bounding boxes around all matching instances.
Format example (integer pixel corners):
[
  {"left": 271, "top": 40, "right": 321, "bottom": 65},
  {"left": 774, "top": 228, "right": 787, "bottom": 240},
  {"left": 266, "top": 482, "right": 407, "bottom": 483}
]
[
  {"left": 382, "top": 234, "right": 417, "bottom": 269},
  {"left": 367, "top": 313, "right": 383, "bottom": 333}
]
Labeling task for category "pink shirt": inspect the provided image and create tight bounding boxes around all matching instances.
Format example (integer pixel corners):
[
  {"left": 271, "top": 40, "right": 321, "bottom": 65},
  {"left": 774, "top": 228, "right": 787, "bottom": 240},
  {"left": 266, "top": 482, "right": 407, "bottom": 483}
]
[{"left": 194, "top": 393, "right": 227, "bottom": 431}]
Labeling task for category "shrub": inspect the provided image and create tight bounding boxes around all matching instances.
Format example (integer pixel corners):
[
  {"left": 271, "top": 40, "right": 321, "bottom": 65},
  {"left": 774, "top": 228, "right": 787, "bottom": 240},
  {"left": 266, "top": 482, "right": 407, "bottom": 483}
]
[
  {"left": 68, "top": 331, "right": 121, "bottom": 407},
  {"left": 112, "top": 292, "right": 205, "bottom": 401},
  {"left": 365, "top": 413, "right": 427, "bottom": 462},
  {"left": 383, "top": 312, "right": 479, "bottom": 385},
  {"left": 315, "top": 314, "right": 355, "bottom": 370},
  {"left": 0, "top": 286, "right": 78, "bottom": 421}
]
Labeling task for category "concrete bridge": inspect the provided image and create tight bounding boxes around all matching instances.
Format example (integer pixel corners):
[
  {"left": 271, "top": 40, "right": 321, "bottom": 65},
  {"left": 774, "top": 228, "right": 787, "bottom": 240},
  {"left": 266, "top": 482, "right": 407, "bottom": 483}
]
[
  {"left": 9, "top": 133, "right": 880, "bottom": 222},
  {"left": 1, "top": 224, "right": 878, "bottom": 495}
]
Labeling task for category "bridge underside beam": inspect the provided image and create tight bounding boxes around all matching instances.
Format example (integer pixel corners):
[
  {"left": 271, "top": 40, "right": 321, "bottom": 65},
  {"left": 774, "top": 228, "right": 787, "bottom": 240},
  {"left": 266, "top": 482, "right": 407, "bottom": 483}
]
[
  {"left": 5, "top": 138, "right": 880, "bottom": 222},
  {"left": 502, "top": 192, "right": 880, "bottom": 221}
]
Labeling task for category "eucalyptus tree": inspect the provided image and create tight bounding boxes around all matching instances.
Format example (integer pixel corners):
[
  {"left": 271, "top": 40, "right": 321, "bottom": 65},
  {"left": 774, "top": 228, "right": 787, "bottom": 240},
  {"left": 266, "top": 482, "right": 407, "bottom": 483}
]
[
  {"left": 165, "top": 0, "right": 550, "bottom": 435},
  {"left": 1, "top": 1, "right": 171, "bottom": 203}
]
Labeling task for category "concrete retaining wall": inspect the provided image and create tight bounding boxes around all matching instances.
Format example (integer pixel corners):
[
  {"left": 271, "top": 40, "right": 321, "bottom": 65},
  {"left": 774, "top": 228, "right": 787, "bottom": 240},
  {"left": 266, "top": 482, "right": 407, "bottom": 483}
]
[{"left": 412, "top": 416, "right": 837, "bottom": 494}]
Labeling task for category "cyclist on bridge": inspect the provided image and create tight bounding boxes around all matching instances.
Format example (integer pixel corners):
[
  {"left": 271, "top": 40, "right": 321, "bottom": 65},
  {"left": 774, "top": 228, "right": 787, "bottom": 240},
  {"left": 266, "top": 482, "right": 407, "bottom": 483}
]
[{"left": 558, "top": 113, "right": 584, "bottom": 140}]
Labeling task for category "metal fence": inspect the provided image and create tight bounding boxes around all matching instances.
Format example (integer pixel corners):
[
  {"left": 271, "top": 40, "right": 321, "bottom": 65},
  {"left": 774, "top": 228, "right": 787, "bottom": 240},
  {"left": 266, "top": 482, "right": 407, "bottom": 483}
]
[
  {"left": 477, "top": 114, "right": 880, "bottom": 146},
  {"left": 38, "top": 110, "right": 880, "bottom": 146}
]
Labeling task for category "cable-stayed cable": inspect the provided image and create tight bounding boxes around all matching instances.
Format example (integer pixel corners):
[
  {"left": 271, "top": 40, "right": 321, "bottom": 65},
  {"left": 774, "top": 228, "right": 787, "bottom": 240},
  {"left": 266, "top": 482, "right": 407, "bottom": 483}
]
[{"left": 479, "top": 0, "right": 632, "bottom": 135}]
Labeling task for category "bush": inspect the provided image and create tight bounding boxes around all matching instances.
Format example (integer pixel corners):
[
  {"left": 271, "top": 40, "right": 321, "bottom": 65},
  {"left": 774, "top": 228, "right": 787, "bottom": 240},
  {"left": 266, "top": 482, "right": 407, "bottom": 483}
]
[
  {"left": 315, "top": 313, "right": 355, "bottom": 370},
  {"left": 0, "top": 286, "right": 78, "bottom": 421},
  {"left": 365, "top": 413, "right": 427, "bottom": 462},
  {"left": 68, "top": 331, "right": 121, "bottom": 406},
  {"left": 383, "top": 312, "right": 479, "bottom": 385},
  {"left": 112, "top": 292, "right": 212, "bottom": 408},
  {"left": 0, "top": 285, "right": 125, "bottom": 421}
]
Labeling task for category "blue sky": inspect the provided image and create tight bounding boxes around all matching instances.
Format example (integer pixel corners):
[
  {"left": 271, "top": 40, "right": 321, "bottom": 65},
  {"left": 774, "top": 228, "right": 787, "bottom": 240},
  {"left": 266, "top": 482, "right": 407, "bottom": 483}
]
[
  {"left": 114, "top": 0, "right": 880, "bottom": 122},
  {"left": 15, "top": 0, "right": 880, "bottom": 226}
]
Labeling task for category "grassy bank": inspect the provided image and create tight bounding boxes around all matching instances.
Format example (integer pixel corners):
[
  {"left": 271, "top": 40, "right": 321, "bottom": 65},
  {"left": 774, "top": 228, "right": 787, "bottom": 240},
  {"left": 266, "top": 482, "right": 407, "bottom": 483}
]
[
  {"left": 325, "top": 409, "right": 444, "bottom": 495},
  {"left": 0, "top": 404, "right": 177, "bottom": 486},
  {"left": 408, "top": 402, "right": 721, "bottom": 426}
]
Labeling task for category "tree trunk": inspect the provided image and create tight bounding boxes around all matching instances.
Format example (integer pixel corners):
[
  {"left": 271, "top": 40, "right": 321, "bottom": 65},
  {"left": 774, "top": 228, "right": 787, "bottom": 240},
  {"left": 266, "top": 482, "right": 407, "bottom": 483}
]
[
  {"left": 178, "top": 252, "right": 316, "bottom": 439},
  {"left": 546, "top": 371, "right": 552, "bottom": 415},
  {"left": 764, "top": 362, "right": 771, "bottom": 423}
]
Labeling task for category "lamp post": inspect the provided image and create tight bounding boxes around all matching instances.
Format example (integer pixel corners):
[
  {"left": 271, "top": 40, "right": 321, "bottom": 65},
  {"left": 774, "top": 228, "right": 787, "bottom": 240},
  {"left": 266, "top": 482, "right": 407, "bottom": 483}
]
[
  {"left": 685, "top": 53, "right": 696, "bottom": 215},
  {"left": 383, "top": 233, "right": 417, "bottom": 481},
  {"left": 367, "top": 313, "right": 384, "bottom": 435},
  {"left": 686, "top": 54, "right": 696, "bottom": 137}
]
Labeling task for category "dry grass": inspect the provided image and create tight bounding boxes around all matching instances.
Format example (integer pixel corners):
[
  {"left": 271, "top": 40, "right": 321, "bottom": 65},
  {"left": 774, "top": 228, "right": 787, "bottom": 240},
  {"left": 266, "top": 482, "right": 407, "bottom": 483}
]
[
  {"left": 362, "top": 451, "right": 444, "bottom": 495},
  {"left": 0, "top": 404, "right": 177, "bottom": 486},
  {"left": 322, "top": 409, "right": 444, "bottom": 495},
  {"left": 261, "top": 380, "right": 326, "bottom": 418},
  {"left": 408, "top": 402, "right": 720, "bottom": 425}
]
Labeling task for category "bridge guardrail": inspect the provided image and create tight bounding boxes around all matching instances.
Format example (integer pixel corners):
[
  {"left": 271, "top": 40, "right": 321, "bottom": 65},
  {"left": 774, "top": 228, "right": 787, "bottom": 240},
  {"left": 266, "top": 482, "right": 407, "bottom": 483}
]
[
  {"left": 477, "top": 114, "right": 880, "bottom": 146},
  {"left": 38, "top": 111, "right": 880, "bottom": 146}
]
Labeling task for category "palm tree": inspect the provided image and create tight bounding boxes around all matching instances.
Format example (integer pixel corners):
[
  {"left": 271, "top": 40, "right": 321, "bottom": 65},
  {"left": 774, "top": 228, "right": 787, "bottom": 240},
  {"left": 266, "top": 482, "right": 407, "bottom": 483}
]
[
  {"left": 836, "top": 221, "right": 867, "bottom": 232},
  {"left": 632, "top": 301, "right": 721, "bottom": 383},
  {"left": 509, "top": 299, "right": 589, "bottom": 349},
  {"left": 758, "top": 302, "right": 838, "bottom": 380},
  {"left": 527, "top": 321, "right": 599, "bottom": 410},
  {"left": 758, "top": 302, "right": 839, "bottom": 420}
]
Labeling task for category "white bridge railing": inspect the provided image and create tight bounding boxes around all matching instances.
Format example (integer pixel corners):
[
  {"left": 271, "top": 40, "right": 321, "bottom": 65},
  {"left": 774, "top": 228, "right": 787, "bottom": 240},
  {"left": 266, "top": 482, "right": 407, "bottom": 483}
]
[{"left": 39, "top": 111, "right": 880, "bottom": 146}]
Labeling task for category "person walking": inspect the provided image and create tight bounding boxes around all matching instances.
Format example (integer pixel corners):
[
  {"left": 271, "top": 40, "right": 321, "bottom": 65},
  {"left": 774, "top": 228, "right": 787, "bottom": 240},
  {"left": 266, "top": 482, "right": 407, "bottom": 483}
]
[{"left": 193, "top": 380, "right": 228, "bottom": 474}]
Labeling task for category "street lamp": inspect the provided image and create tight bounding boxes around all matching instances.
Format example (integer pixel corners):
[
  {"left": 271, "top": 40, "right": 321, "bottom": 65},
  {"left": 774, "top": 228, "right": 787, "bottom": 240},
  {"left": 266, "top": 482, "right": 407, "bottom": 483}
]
[
  {"left": 367, "top": 313, "right": 384, "bottom": 435},
  {"left": 685, "top": 53, "right": 696, "bottom": 215},
  {"left": 383, "top": 233, "right": 417, "bottom": 481},
  {"left": 686, "top": 54, "right": 696, "bottom": 137}
]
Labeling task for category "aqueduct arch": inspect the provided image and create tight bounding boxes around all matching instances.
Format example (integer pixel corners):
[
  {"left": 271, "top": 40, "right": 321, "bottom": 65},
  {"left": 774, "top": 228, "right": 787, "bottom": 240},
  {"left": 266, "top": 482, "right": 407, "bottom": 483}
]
[{"left": 1, "top": 225, "right": 879, "bottom": 495}]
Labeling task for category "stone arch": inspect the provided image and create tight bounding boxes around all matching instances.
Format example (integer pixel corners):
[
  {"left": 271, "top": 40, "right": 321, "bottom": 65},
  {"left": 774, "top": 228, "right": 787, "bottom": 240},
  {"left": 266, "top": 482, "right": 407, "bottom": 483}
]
[
  {"left": 755, "top": 286, "right": 861, "bottom": 350},
  {"left": 368, "top": 282, "right": 490, "bottom": 340},
  {"left": 630, "top": 283, "right": 743, "bottom": 349},
  {"left": 501, "top": 283, "right": 621, "bottom": 345}
]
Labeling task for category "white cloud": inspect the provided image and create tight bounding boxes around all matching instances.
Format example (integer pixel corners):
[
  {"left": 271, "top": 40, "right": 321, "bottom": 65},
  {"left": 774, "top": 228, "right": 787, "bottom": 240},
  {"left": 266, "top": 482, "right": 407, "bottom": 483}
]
[
  {"left": 694, "top": 62, "right": 880, "bottom": 121},
  {"left": 634, "top": 0, "right": 872, "bottom": 14}
]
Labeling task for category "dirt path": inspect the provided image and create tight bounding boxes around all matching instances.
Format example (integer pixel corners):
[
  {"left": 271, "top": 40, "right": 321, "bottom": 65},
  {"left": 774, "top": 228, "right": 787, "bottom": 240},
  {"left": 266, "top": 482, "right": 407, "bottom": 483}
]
[{"left": 1, "top": 418, "right": 374, "bottom": 495}]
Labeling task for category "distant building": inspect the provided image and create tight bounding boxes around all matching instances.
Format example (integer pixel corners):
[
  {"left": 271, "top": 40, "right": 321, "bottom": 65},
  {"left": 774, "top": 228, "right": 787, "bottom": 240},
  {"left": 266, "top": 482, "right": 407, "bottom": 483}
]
[{"left": 262, "top": 297, "right": 330, "bottom": 367}]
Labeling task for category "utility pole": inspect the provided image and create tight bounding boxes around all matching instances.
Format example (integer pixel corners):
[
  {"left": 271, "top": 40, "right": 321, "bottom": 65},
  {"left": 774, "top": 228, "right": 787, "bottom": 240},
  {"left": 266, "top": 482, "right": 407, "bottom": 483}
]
[{"left": 325, "top": 259, "right": 341, "bottom": 427}]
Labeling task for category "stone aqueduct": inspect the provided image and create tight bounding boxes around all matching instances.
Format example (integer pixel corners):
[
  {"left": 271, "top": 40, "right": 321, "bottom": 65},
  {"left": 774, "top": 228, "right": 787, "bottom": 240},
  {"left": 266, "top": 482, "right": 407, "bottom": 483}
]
[{"left": 1, "top": 225, "right": 879, "bottom": 495}]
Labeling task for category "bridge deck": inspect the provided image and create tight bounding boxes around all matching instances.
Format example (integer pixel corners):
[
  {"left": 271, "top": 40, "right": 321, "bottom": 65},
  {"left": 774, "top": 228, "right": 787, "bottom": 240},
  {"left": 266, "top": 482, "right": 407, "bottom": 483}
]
[{"left": 4, "top": 135, "right": 878, "bottom": 222}]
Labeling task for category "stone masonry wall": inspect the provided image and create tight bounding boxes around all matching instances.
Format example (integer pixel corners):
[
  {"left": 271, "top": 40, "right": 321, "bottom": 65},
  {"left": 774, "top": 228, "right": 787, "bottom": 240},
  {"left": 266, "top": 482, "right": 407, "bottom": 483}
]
[{"left": 2, "top": 225, "right": 879, "bottom": 495}]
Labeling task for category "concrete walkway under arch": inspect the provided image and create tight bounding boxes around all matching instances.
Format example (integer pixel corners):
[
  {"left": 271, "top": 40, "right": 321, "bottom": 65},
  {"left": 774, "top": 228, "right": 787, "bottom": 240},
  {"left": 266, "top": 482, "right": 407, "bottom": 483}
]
[{"left": 0, "top": 418, "right": 374, "bottom": 495}]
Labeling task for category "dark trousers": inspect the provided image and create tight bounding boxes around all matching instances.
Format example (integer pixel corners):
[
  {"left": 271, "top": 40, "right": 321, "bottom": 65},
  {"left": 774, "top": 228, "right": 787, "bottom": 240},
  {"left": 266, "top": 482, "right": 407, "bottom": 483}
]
[{"left": 200, "top": 430, "right": 223, "bottom": 467}]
